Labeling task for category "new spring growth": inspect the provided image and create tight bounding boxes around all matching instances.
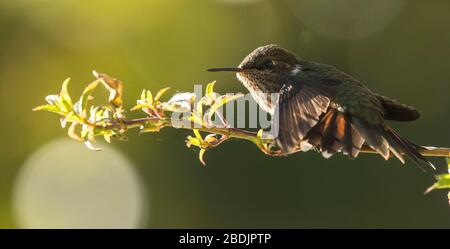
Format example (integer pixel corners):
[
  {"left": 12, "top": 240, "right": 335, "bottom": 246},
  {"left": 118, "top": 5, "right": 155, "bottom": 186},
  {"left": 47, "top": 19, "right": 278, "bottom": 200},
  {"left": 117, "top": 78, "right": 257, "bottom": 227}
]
[{"left": 33, "top": 71, "right": 450, "bottom": 195}]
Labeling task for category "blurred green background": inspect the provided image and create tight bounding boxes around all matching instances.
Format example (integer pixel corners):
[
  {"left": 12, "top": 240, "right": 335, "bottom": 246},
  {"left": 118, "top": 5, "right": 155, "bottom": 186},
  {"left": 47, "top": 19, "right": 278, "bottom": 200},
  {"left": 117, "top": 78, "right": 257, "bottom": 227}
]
[{"left": 0, "top": 0, "right": 449, "bottom": 228}]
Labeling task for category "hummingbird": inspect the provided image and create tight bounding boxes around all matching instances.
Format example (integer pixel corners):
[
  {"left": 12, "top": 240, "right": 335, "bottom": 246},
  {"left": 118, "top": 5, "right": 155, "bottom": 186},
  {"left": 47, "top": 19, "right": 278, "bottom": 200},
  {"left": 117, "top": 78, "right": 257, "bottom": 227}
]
[{"left": 208, "top": 44, "right": 434, "bottom": 169}]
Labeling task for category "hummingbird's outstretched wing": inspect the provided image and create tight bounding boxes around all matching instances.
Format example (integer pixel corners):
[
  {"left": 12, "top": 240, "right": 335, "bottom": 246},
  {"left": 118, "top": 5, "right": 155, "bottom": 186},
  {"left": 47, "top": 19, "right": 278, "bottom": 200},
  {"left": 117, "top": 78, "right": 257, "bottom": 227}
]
[{"left": 276, "top": 73, "right": 340, "bottom": 153}]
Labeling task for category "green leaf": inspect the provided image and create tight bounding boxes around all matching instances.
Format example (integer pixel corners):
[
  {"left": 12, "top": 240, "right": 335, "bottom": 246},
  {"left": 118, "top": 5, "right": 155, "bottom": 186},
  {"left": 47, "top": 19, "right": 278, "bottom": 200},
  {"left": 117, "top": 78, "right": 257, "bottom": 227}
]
[
  {"left": 64, "top": 111, "right": 79, "bottom": 123},
  {"left": 193, "top": 129, "right": 203, "bottom": 142},
  {"left": 146, "top": 90, "right": 153, "bottom": 106},
  {"left": 426, "top": 173, "right": 450, "bottom": 194},
  {"left": 425, "top": 158, "right": 450, "bottom": 193},
  {"left": 130, "top": 103, "right": 144, "bottom": 111},
  {"left": 32, "top": 104, "right": 64, "bottom": 115},
  {"left": 205, "top": 81, "right": 216, "bottom": 98},
  {"left": 60, "top": 78, "right": 73, "bottom": 110},
  {"left": 199, "top": 149, "right": 206, "bottom": 166},
  {"left": 433, "top": 174, "right": 450, "bottom": 189},
  {"left": 104, "top": 133, "right": 112, "bottom": 143},
  {"left": 131, "top": 90, "right": 154, "bottom": 111},
  {"left": 186, "top": 136, "right": 201, "bottom": 147},
  {"left": 44, "top": 94, "right": 67, "bottom": 113},
  {"left": 257, "top": 129, "right": 264, "bottom": 139},
  {"left": 140, "top": 89, "right": 146, "bottom": 101},
  {"left": 154, "top": 87, "right": 170, "bottom": 102},
  {"left": 76, "top": 80, "right": 99, "bottom": 115}
]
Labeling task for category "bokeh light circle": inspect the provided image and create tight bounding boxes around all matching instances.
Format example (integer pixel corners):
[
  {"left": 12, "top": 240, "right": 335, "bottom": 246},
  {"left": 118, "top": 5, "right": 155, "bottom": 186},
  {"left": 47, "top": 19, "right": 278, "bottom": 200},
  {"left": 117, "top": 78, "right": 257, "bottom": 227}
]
[{"left": 13, "top": 138, "right": 146, "bottom": 228}]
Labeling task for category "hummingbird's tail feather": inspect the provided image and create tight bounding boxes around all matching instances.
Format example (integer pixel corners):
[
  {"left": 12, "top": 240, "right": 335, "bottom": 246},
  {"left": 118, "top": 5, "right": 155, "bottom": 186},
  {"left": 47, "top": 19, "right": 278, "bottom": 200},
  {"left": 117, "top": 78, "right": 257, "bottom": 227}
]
[
  {"left": 351, "top": 118, "right": 391, "bottom": 160},
  {"left": 302, "top": 108, "right": 434, "bottom": 169},
  {"left": 305, "top": 109, "right": 364, "bottom": 159},
  {"left": 353, "top": 118, "right": 434, "bottom": 169},
  {"left": 382, "top": 127, "right": 435, "bottom": 170}
]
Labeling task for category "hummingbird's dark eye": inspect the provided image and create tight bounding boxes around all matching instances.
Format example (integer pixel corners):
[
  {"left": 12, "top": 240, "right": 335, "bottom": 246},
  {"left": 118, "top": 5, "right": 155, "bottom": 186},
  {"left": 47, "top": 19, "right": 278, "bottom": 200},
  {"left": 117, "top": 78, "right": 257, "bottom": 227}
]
[{"left": 260, "top": 60, "right": 275, "bottom": 69}]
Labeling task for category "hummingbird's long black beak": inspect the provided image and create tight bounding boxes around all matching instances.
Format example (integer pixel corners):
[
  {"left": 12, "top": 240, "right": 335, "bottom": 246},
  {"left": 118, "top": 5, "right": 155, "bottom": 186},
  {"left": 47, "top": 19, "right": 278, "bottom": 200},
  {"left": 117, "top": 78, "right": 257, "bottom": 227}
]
[{"left": 207, "top": 67, "right": 244, "bottom": 72}]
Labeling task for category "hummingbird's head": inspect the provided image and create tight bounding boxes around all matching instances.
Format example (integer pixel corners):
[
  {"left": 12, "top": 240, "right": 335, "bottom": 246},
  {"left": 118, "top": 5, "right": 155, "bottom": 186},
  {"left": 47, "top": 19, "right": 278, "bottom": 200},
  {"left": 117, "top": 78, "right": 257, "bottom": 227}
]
[{"left": 208, "top": 44, "right": 302, "bottom": 93}]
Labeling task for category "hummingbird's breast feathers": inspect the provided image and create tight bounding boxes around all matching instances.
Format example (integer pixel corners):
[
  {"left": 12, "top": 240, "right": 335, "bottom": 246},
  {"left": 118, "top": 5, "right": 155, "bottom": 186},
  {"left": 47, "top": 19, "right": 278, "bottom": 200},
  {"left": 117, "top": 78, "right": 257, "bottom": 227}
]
[{"left": 236, "top": 70, "right": 281, "bottom": 114}]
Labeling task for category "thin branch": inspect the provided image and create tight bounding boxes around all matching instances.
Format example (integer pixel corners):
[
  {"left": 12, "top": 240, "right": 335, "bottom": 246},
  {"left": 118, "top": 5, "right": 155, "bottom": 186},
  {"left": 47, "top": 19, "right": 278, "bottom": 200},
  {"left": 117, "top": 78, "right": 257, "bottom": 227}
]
[
  {"left": 115, "top": 116, "right": 450, "bottom": 158},
  {"left": 33, "top": 72, "right": 450, "bottom": 164}
]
